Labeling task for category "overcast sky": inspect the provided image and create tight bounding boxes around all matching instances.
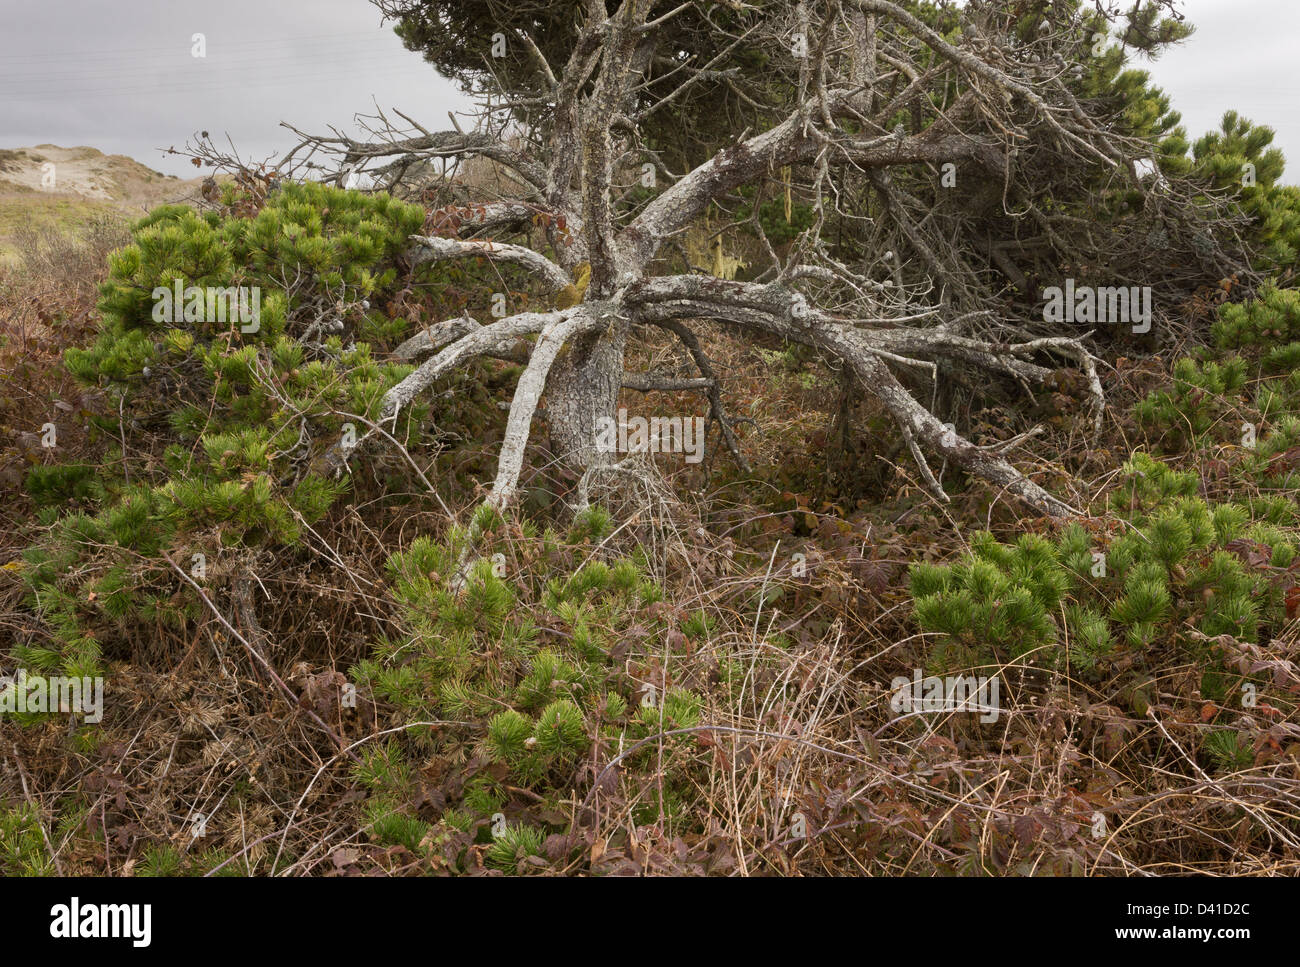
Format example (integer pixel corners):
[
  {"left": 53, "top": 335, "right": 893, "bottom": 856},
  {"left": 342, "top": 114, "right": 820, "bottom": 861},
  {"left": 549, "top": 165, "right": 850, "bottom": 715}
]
[
  {"left": 0, "top": 0, "right": 471, "bottom": 175},
  {"left": 0, "top": 0, "right": 1295, "bottom": 182}
]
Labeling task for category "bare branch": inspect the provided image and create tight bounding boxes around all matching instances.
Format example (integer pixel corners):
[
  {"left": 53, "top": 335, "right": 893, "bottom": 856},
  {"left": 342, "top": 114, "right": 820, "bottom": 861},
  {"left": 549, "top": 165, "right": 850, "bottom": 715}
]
[{"left": 407, "top": 235, "right": 572, "bottom": 292}]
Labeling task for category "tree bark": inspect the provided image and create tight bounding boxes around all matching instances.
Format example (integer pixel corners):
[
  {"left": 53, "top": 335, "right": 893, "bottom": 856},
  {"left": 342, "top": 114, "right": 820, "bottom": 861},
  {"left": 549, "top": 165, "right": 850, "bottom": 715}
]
[{"left": 545, "top": 320, "right": 628, "bottom": 472}]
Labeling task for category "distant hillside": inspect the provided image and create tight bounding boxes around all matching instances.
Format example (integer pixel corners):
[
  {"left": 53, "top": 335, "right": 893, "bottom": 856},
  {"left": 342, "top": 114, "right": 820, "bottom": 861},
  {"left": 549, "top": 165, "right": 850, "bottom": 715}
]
[{"left": 0, "top": 145, "right": 204, "bottom": 263}]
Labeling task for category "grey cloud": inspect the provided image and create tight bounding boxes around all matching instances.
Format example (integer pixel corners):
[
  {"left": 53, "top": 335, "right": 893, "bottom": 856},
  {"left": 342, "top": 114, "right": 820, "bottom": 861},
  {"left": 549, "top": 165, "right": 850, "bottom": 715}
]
[
  {"left": 1, "top": 0, "right": 1295, "bottom": 185},
  {"left": 0, "top": 0, "right": 469, "bottom": 175}
]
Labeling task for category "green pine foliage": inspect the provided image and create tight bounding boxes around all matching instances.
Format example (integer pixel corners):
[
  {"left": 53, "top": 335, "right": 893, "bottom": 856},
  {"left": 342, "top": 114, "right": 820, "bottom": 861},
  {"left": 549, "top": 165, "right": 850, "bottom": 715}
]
[
  {"left": 0, "top": 805, "right": 56, "bottom": 876},
  {"left": 485, "top": 823, "right": 545, "bottom": 871},
  {"left": 345, "top": 507, "right": 717, "bottom": 864},
  {"left": 1135, "top": 287, "right": 1300, "bottom": 507},
  {"left": 911, "top": 476, "right": 1295, "bottom": 682},
  {"left": 1134, "top": 354, "right": 1249, "bottom": 448},
  {"left": 1213, "top": 284, "right": 1300, "bottom": 352},
  {"left": 137, "top": 844, "right": 186, "bottom": 877},
  {"left": 1190, "top": 113, "right": 1300, "bottom": 274},
  {"left": 1202, "top": 729, "right": 1254, "bottom": 773},
  {"left": 913, "top": 284, "right": 1300, "bottom": 703},
  {"left": 12, "top": 181, "right": 507, "bottom": 684}
]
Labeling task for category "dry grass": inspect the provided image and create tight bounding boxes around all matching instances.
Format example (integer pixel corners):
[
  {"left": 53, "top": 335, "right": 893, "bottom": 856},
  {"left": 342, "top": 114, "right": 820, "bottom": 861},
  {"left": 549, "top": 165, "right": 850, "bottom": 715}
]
[
  {"left": 0, "top": 215, "right": 128, "bottom": 540},
  {"left": 0, "top": 208, "right": 1297, "bottom": 876}
]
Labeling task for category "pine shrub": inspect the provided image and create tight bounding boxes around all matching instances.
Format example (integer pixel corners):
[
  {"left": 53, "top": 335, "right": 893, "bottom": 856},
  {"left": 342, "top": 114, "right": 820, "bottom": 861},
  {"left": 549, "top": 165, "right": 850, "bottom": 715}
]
[
  {"left": 348, "top": 510, "right": 709, "bottom": 861},
  {"left": 910, "top": 466, "right": 1296, "bottom": 683},
  {"left": 13, "top": 181, "right": 501, "bottom": 684}
]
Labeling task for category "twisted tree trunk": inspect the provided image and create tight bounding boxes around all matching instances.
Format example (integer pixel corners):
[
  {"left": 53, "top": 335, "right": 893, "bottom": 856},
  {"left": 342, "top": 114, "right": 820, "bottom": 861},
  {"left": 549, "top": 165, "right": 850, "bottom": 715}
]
[
  {"left": 267, "top": 0, "right": 1241, "bottom": 521},
  {"left": 545, "top": 322, "right": 628, "bottom": 472}
]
